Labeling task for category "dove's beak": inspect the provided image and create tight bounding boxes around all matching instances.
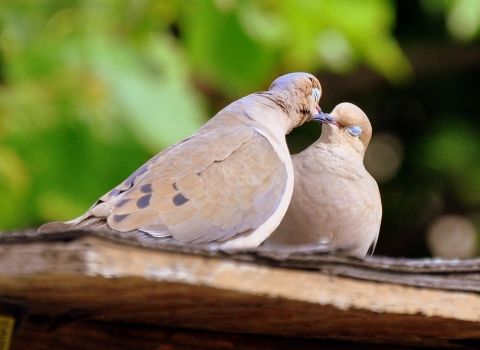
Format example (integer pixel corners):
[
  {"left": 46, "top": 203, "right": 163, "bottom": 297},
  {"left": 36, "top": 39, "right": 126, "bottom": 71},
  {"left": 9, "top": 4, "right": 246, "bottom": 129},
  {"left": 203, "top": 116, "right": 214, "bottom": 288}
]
[{"left": 313, "top": 112, "right": 341, "bottom": 127}]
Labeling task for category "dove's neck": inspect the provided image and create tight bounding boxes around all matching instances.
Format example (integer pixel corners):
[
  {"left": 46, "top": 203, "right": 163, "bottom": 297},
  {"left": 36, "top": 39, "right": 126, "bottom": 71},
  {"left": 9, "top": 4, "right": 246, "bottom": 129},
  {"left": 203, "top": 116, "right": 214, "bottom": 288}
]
[
  {"left": 222, "top": 95, "right": 290, "bottom": 136},
  {"left": 247, "top": 92, "right": 309, "bottom": 134},
  {"left": 310, "top": 135, "right": 366, "bottom": 171},
  {"left": 318, "top": 128, "right": 367, "bottom": 159},
  {"left": 299, "top": 141, "right": 367, "bottom": 184}
]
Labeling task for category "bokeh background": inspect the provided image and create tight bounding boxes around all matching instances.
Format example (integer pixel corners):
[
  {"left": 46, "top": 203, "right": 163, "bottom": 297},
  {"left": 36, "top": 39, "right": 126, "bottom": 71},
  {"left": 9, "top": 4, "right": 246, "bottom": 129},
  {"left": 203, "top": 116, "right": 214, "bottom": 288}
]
[{"left": 1, "top": 0, "right": 479, "bottom": 258}]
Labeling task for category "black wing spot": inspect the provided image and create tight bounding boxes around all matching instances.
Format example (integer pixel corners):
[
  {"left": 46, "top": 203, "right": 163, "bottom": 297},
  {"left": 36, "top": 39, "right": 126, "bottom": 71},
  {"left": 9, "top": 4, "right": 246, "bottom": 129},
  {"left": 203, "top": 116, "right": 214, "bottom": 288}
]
[
  {"left": 137, "top": 194, "right": 152, "bottom": 209},
  {"left": 140, "top": 184, "right": 153, "bottom": 193},
  {"left": 115, "top": 199, "right": 130, "bottom": 207},
  {"left": 113, "top": 214, "right": 128, "bottom": 223},
  {"left": 173, "top": 193, "right": 189, "bottom": 206}
]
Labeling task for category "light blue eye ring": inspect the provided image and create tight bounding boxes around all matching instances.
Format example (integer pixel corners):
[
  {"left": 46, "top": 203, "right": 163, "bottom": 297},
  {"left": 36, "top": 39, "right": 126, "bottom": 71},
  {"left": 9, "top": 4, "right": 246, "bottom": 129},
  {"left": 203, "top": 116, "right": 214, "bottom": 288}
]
[
  {"left": 311, "top": 87, "right": 321, "bottom": 103},
  {"left": 347, "top": 126, "right": 362, "bottom": 137}
]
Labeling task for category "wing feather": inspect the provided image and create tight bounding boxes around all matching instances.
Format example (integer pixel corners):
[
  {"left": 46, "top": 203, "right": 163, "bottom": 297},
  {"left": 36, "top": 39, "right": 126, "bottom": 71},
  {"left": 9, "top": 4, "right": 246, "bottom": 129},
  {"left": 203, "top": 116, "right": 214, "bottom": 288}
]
[{"left": 67, "top": 126, "right": 287, "bottom": 245}]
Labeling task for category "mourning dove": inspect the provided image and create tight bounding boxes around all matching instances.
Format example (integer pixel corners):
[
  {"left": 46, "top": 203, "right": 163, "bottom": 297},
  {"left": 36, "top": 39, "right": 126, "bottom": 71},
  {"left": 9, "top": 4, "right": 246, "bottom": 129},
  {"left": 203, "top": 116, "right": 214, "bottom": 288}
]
[
  {"left": 263, "top": 103, "right": 382, "bottom": 257},
  {"left": 39, "top": 72, "right": 322, "bottom": 250}
]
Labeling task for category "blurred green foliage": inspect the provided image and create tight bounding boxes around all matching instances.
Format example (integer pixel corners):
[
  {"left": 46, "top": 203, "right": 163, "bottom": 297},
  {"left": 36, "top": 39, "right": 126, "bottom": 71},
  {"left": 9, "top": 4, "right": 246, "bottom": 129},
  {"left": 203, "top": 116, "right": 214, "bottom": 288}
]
[
  {"left": 0, "top": 0, "right": 410, "bottom": 228},
  {"left": 422, "top": 0, "right": 480, "bottom": 41},
  {"left": 0, "top": 0, "right": 480, "bottom": 256}
]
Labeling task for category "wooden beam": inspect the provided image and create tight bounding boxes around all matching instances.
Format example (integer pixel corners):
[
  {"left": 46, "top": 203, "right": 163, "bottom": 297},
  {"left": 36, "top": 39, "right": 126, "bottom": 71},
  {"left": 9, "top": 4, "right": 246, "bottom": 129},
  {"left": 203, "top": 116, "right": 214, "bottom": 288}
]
[{"left": 1, "top": 233, "right": 480, "bottom": 349}]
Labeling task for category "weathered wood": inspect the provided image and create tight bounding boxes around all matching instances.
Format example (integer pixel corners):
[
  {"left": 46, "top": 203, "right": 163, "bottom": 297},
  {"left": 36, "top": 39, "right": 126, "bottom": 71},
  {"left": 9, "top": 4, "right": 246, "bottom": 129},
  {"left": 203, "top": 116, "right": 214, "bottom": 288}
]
[
  {"left": 2, "top": 229, "right": 480, "bottom": 292},
  {"left": 1, "top": 230, "right": 480, "bottom": 349}
]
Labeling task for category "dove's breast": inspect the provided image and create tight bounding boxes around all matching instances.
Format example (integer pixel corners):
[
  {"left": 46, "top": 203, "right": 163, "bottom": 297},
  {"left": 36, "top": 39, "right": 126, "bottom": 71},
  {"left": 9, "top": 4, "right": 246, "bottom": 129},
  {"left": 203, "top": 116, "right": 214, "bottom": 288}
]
[{"left": 264, "top": 144, "right": 381, "bottom": 257}]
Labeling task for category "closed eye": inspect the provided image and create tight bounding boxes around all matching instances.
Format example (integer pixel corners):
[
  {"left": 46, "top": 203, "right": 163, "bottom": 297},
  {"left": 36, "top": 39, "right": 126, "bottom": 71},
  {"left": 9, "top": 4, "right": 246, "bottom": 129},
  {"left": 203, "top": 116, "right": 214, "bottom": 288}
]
[
  {"left": 347, "top": 126, "right": 362, "bottom": 137},
  {"left": 311, "top": 87, "right": 320, "bottom": 103}
]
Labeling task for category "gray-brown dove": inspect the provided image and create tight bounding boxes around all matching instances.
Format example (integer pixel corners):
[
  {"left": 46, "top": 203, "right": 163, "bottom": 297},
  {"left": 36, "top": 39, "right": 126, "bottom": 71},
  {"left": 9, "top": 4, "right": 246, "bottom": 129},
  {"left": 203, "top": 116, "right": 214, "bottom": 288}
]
[
  {"left": 39, "top": 72, "right": 322, "bottom": 250},
  {"left": 263, "top": 103, "right": 382, "bottom": 257}
]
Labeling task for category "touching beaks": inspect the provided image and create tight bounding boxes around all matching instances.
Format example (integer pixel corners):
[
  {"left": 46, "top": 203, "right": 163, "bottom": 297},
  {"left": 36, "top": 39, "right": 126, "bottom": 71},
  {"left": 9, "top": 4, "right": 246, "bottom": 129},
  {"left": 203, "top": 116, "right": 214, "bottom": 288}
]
[{"left": 313, "top": 112, "right": 340, "bottom": 127}]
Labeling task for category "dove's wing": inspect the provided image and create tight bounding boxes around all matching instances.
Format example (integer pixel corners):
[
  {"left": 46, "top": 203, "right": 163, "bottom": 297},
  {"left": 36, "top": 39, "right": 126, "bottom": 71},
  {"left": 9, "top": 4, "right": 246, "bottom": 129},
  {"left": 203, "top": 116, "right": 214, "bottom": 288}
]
[{"left": 69, "top": 125, "right": 288, "bottom": 246}]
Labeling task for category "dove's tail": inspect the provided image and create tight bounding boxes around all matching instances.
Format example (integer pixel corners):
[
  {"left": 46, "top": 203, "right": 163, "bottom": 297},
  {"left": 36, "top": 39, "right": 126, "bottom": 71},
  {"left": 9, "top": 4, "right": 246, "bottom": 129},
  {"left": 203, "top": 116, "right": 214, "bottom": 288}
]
[
  {"left": 38, "top": 221, "right": 74, "bottom": 233},
  {"left": 38, "top": 214, "right": 109, "bottom": 233}
]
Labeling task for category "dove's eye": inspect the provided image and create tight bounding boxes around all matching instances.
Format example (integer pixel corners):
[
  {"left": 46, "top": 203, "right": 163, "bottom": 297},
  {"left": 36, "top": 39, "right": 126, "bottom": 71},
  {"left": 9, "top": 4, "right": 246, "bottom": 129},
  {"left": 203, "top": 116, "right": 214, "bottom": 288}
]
[
  {"left": 311, "top": 87, "right": 320, "bottom": 103},
  {"left": 347, "top": 126, "right": 362, "bottom": 137}
]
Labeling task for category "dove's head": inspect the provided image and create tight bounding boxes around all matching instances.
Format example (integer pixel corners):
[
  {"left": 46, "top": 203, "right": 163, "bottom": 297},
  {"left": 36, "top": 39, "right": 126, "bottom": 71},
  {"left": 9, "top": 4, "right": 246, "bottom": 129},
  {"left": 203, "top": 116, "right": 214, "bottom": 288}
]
[
  {"left": 268, "top": 72, "right": 322, "bottom": 130},
  {"left": 314, "top": 102, "right": 372, "bottom": 157}
]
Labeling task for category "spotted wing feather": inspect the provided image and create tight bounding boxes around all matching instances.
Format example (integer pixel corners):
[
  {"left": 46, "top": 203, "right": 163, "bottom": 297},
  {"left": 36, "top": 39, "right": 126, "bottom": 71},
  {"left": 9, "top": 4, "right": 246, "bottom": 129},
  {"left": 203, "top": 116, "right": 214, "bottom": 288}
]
[{"left": 72, "top": 126, "right": 287, "bottom": 244}]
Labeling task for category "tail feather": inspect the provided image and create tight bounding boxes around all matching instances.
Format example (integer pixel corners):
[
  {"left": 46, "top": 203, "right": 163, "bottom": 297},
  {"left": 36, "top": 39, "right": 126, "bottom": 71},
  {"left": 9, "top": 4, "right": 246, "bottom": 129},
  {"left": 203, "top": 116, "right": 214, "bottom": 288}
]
[
  {"left": 38, "top": 215, "right": 108, "bottom": 233},
  {"left": 38, "top": 221, "right": 76, "bottom": 233},
  {"left": 38, "top": 215, "right": 172, "bottom": 239}
]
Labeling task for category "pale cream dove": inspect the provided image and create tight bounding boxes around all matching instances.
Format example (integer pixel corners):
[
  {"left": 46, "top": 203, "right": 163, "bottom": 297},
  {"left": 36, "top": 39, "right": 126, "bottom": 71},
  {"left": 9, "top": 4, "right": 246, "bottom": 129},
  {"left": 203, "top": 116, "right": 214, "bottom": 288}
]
[
  {"left": 263, "top": 103, "right": 382, "bottom": 257},
  {"left": 39, "top": 72, "right": 323, "bottom": 250}
]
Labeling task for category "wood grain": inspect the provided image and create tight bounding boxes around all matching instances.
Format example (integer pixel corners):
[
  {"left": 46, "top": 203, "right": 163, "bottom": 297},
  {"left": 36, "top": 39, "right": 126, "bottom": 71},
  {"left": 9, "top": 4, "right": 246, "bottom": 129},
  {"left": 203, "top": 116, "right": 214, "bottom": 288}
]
[{"left": 1, "top": 231, "right": 480, "bottom": 349}]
